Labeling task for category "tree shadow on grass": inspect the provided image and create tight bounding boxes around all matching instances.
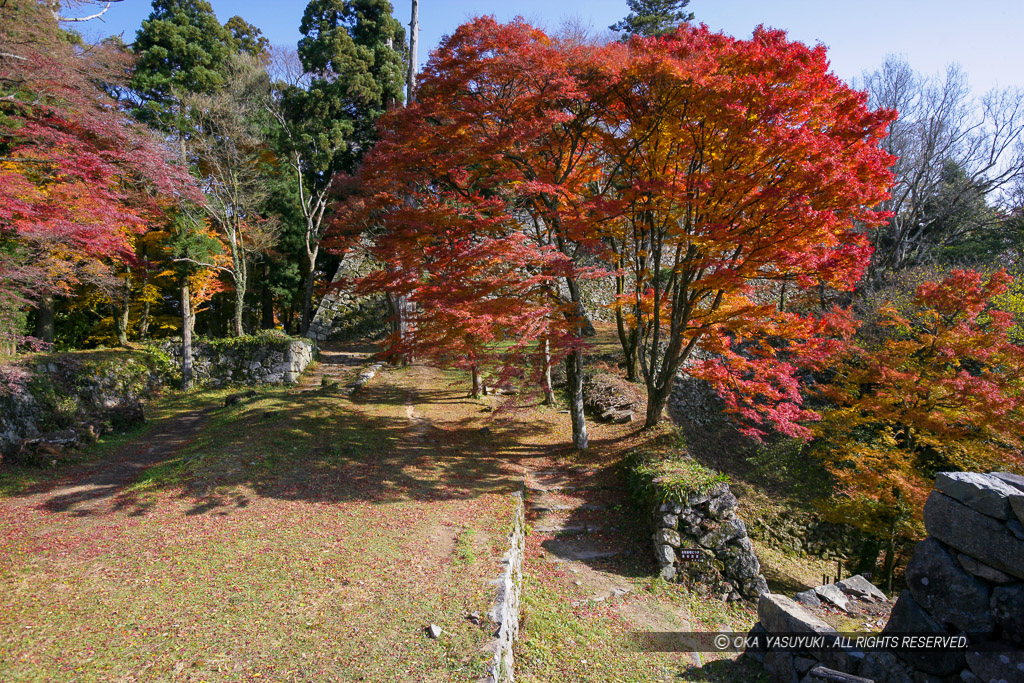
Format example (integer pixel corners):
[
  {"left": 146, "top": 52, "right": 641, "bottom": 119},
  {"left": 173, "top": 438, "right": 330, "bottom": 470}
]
[{"left": 21, "top": 368, "right": 563, "bottom": 518}]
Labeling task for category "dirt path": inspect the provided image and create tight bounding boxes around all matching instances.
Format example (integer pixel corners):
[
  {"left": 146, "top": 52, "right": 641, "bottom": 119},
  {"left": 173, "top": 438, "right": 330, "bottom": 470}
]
[
  {"left": 297, "top": 341, "right": 376, "bottom": 390},
  {"left": 516, "top": 461, "right": 718, "bottom": 680},
  {"left": 6, "top": 405, "right": 216, "bottom": 518},
  {"left": 0, "top": 354, "right": 526, "bottom": 682},
  {"left": 524, "top": 465, "right": 700, "bottom": 639},
  {"left": 9, "top": 342, "right": 375, "bottom": 518}
]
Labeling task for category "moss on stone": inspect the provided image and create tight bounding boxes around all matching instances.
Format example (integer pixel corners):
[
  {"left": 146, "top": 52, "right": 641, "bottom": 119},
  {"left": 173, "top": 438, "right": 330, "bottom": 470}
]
[{"left": 627, "top": 447, "right": 730, "bottom": 510}]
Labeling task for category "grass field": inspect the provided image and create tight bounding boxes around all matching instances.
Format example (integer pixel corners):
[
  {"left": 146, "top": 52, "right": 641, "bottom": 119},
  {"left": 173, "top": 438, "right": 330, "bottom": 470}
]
[
  {"left": 1, "top": 330, "right": 836, "bottom": 682},
  {"left": 1, "top": 358, "right": 524, "bottom": 682}
]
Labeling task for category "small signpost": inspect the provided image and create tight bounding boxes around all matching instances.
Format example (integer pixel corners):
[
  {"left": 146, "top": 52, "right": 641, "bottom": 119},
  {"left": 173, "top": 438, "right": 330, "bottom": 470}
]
[{"left": 677, "top": 548, "right": 704, "bottom": 562}]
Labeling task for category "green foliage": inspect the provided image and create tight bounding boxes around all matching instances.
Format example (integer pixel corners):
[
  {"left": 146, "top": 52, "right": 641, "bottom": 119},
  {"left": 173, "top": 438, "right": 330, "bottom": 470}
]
[
  {"left": 926, "top": 160, "right": 1001, "bottom": 264},
  {"left": 455, "top": 528, "right": 475, "bottom": 564},
  {"left": 131, "top": 0, "right": 239, "bottom": 128},
  {"left": 198, "top": 329, "right": 301, "bottom": 353},
  {"left": 626, "top": 436, "right": 729, "bottom": 510},
  {"left": 749, "top": 436, "right": 832, "bottom": 498},
  {"left": 23, "top": 349, "right": 174, "bottom": 430},
  {"left": 224, "top": 15, "right": 269, "bottom": 58},
  {"left": 610, "top": 0, "right": 693, "bottom": 37},
  {"left": 289, "top": 0, "right": 407, "bottom": 175}
]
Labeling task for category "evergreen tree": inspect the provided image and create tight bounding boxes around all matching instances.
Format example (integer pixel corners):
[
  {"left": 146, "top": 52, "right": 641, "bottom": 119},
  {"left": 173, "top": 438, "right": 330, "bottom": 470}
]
[
  {"left": 610, "top": 0, "right": 693, "bottom": 38},
  {"left": 294, "top": 0, "right": 406, "bottom": 174},
  {"left": 284, "top": 0, "right": 407, "bottom": 332},
  {"left": 131, "top": 0, "right": 238, "bottom": 129},
  {"left": 224, "top": 15, "right": 270, "bottom": 58}
]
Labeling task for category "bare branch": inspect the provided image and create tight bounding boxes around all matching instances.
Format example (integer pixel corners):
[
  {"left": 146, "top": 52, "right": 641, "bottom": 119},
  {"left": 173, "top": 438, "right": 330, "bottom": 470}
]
[{"left": 53, "top": 1, "right": 119, "bottom": 23}]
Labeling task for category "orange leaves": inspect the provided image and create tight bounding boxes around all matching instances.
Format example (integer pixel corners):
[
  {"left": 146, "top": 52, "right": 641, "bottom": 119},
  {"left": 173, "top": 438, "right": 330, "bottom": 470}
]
[
  {"left": 599, "top": 24, "right": 896, "bottom": 427},
  {"left": 816, "top": 269, "right": 1024, "bottom": 540}
]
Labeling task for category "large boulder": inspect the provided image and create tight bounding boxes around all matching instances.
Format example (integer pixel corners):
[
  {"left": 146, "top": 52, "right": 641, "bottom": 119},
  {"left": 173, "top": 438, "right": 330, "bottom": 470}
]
[
  {"left": 698, "top": 516, "right": 746, "bottom": 550},
  {"left": 956, "top": 553, "right": 1014, "bottom": 584},
  {"left": 991, "top": 584, "right": 1024, "bottom": 646},
  {"left": 758, "top": 594, "right": 837, "bottom": 636},
  {"left": 801, "top": 665, "right": 874, "bottom": 683},
  {"left": 813, "top": 584, "right": 851, "bottom": 612},
  {"left": 965, "top": 647, "right": 1024, "bottom": 683},
  {"left": 935, "top": 471, "right": 1019, "bottom": 520},
  {"left": 883, "top": 590, "right": 964, "bottom": 677},
  {"left": 836, "top": 574, "right": 888, "bottom": 603},
  {"left": 794, "top": 590, "right": 821, "bottom": 608},
  {"left": 904, "top": 538, "right": 993, "bottom": 634},
  {"left": 706, "top": 490, "right": 738, "bottom": 518},
  {"left": 923, "top": 491, "right": 1024, "bottom": 580},
  {"left": 990, "top": 471, "right": 1024, "bottom": 492}
]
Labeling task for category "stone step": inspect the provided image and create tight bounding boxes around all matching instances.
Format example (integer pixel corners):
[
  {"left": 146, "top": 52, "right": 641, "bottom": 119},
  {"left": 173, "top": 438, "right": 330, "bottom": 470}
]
[
  {"left": 533, "top": 523, "right": 603, "bottom": 535},
  {"left": 529, "top": 503, "right": 606, "bottom": 513},
  {"left": 545, "top": 548, "right": 620, "bottom": 563},
  {"left": 542, "top": 537, "right": 621, "bottom": 563},
  {"left": 534, "top": 524, "right": 588, "bottom": 535},
  {"left": 525, "top": 482, "right": 579, "bottom": 492}
]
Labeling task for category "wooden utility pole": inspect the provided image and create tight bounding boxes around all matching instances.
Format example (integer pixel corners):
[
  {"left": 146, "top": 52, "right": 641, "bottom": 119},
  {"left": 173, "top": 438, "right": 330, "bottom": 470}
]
[
  {"left": 407, "top": 0, "right": 419, "bottom": 104},
  {"left": 392, "top": 0, "right": 419, "bottom": 364}
]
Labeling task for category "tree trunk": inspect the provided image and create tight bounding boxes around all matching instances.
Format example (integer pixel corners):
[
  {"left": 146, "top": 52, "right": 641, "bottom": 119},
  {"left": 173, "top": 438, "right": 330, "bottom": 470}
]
[
  {"left": 228, "top": 225, "right": 247, "bottom": 338},
  {"left": 563, "top": 275, "right": 588, "bottom": 450},
  {"left": 882, "top": 530, "right": 897, "bottom": 597},
  {"left": 261, "top": 262, "right": 275, "bottom": 329},
  {"left": 115, "top": 273, "right": 130, "bottom": 346},
  {"left": 615, "top": 306, "right": 639, "bottom": 382},
  {"left": 565, "top": 349, "right": 588, "bottom": 450},
  {"left": 645, "top": 383, "right": 672, "bottom": 428},
  {"left": 471, "top": 364, "right": 482, "bottom": 398},
  {"left": 397, "top": 295, "right": 412, "bottom": 364},
  {"left": 232, "top": 257, "right": 246, "bottom": 337},
  {"left": 115, "top": 302, "right": 129, "bottom": 346},
  {"left": 542, "top": 337, "right": 555, "bottom": 405},
  {"left": 181, "top": 277, "right": 193, "bottom": 391},
  {"left": 34, "top": 294, "right": 55, "bottom": 343},
  {"left": 139, "top": 299, "right": 151, "bottom": 340},
  {"left": 407, "top": 0, "right": 419, "bottom": 104},
  {"left": 300, "top": 245, "right": 318, "bottom": 335}
]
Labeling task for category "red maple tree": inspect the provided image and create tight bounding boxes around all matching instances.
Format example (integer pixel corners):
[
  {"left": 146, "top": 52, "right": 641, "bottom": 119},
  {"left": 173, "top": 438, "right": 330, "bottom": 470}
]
[
  {"left": 601, "top": 25, "right": 896, "bottom": 432},
  {"left": 1, "top": 1, "right": 194, "bottom": 338},
  {"left": 335, "top": 18, "right": 897, "bottom": 447}
]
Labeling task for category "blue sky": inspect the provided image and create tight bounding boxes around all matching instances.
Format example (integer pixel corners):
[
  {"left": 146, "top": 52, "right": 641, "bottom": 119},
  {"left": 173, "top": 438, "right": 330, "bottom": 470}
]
[{"left": 74, "top": 0, "right": 1024, "bottom": 91}]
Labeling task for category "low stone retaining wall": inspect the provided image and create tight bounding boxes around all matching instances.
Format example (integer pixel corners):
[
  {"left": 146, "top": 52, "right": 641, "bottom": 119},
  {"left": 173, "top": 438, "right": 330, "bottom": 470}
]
[
  {"left": 159, "top": 334, "right": 315, "bottom": 386},
  {"left": 748, "top": 470, "right": 1024, "bottom": 683},
  {"left": 2, "top": 335, "right": 316, "bottom": 465},
  {"left": 0, "top": 350, "right": 168, "bottom": 463},
  {"left": 628, "top": 452, "right": 769, "bottom": 600},
  {"left": 484, "top": 490, "right": 525, "bottom": 683}
]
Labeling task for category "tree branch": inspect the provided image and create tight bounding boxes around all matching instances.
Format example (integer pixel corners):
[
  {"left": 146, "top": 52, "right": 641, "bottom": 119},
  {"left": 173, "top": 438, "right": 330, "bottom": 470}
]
[{"left": 54, "top": 1, "right": 119, "bottom": 23}]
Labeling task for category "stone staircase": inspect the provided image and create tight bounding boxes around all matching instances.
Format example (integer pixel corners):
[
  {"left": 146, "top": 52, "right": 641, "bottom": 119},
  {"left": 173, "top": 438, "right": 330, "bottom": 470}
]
[{"left": 525, "top": 469, "right": 619, "bottom": 561}]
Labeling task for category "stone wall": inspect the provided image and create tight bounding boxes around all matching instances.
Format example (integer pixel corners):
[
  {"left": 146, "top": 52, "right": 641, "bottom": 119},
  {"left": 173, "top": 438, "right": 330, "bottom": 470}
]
[
  {"left": 667, "top": 375, "right": 725, "bottom": 429},
  {"left": 747, "top": 471, "right": 1024, "bottom": 683},
  {"left": 159, "top": 334, "right": 315, "bottom": 386},
  {"left": 484, "top": 490, "right": 525, "bottom": 683},
  {"left": 883, "top": 471, "right": 1024, "bottom": 682},
  {"left": 0, "top": 350, "right": 169, "bottom": 463},
  {"left": 650, "top": 481, "right": 770, "bottom": 600},
  {"left": 629, "top": 454, "right": 769, "bottom": 600},
  {"left": 306, "top": 251, "right": 389, "bottom": 343}
]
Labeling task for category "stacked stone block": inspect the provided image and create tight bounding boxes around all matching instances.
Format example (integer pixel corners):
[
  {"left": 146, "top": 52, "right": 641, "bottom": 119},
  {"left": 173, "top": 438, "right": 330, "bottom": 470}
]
[
  {"left": 749, "top": 471, "right": 1024, "bottom": 683},
  {"left": 652, "top": 481, "right": 769, "bottom": 600}
]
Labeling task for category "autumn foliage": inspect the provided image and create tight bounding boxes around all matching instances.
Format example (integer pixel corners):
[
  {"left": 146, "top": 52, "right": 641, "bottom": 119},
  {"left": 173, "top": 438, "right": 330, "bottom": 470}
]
[
  {"left": 1, "top": 0, "right": 193, "bottom": 348},
  {"left": 342, "top": 17, "right": 896, "bottom": 445},
  {"left": 816, "top": 269, "right": 1024, "bottom": 541},
  {"left": 601, "top": 25, "right": 896, "bottom": 432}
]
